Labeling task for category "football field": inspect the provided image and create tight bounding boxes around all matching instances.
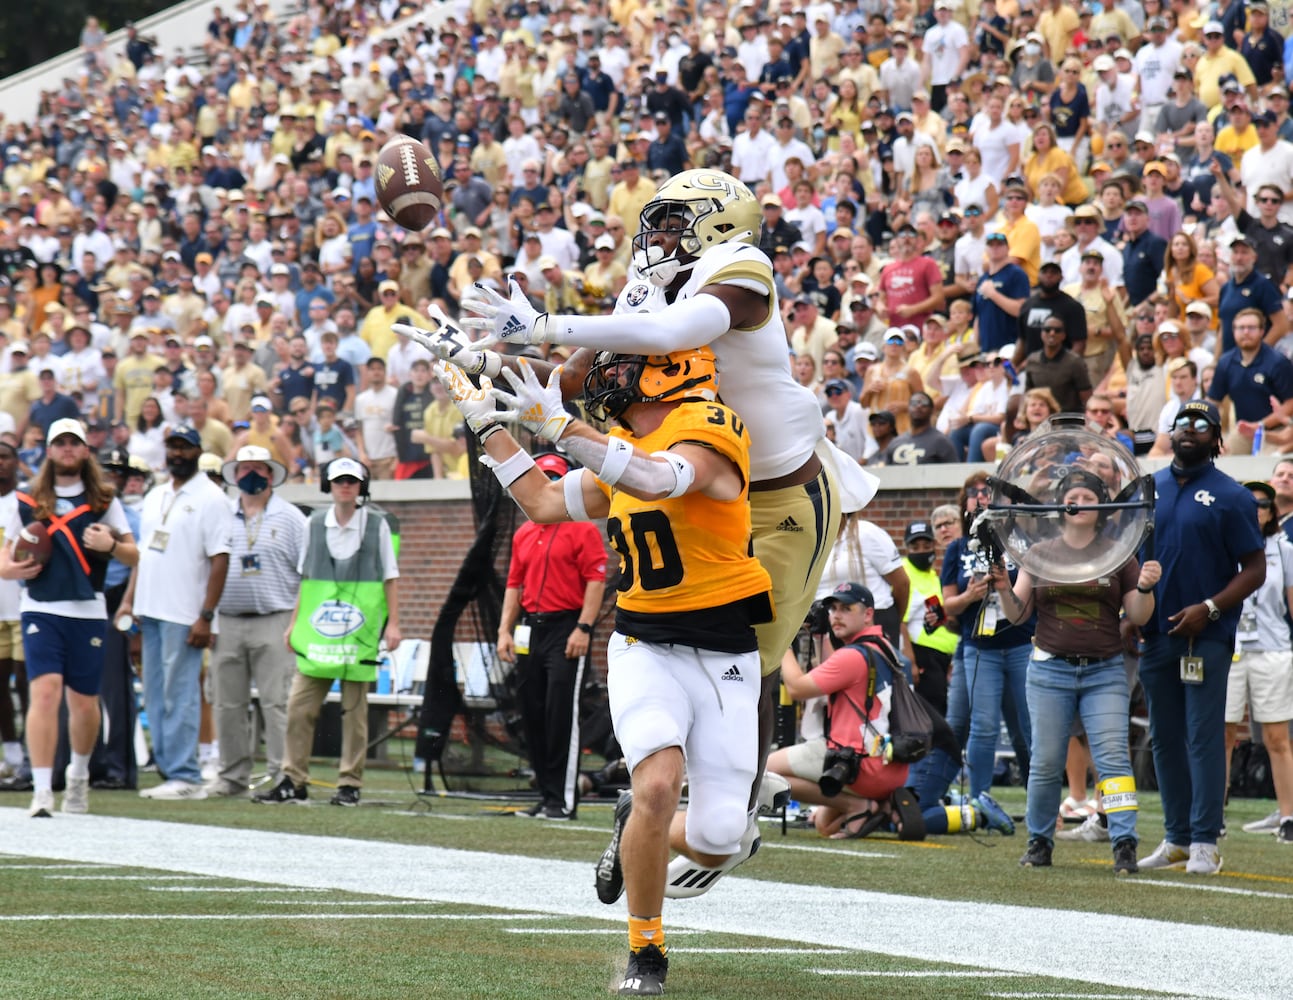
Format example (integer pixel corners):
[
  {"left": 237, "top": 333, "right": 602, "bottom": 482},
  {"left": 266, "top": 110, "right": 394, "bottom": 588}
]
[{"left": 1, "top": 778, "right": 1289, "bottom": 1000}]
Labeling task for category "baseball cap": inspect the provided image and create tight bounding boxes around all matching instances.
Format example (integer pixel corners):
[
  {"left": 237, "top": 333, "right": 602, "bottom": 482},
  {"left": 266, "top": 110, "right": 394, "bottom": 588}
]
[
  {"left": 1177, "top": 399, "right": 1221, "bottom": 428},
  {"left": 326, "top": 456, "right": 369, "bottom": 482},
  {"left": 760, "top": 193, "right": 783, "bottom": 208},
  {"left": 537, "top": 255, "right": 560, "bottom": 270},
  {"left": 1185, "top": 301, "right": 1213, "bottom": 319},
  {"left": 823, "top": 378, "right": 851, "bottom": 395},
  {"left": 534, "top": 453, "right": 571, "bottom": 479},
  {"left": 852, "top": 342, "right": 880, "bottom": 362},
  {"left": 905, "top": 521, "right": 935, "bottom": 545},
  {"left": 46, "top": 418, "right": 87, "bottom": 446},
  {"left": 250, "top": 395, "right": 273, "bottom": 412},
  {"left": 165, "top": 424, "right": 202, "bottom": 447},
  {"left": 594, "top": 234, "right": 616, "bottom": 250},
  {"left": 868, "top": 408, "right": 896, "bottom": 424},
  {"left": 378, "top": 279, "right": 400, "bottom": 294},
  {"left": 194, "top": 335, "right": 215, "bottom": 349},
  {"left": 1204, "top": 19, "right": 1225, "bottom": 34},
  {"left": 822, "top": 582, "right": 875, "bottom": 608},
  {"left": 1093, "top": 54, "right": 1115, "bottom": 72}
]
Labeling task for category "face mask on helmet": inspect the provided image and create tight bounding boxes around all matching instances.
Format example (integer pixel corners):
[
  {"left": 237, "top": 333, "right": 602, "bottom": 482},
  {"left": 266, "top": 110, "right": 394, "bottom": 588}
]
[
  {"left": 632, "top": 170, "right": 760, "bottom": 287},
  {"left": 583, "top": 348, "right": 719, "bottom": 422}
]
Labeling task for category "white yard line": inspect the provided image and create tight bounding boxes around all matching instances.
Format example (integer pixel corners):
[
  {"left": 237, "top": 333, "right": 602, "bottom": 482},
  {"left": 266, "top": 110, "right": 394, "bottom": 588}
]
[
  {"left": 0, "top": 808, "right": 1288, "bottom": 1000},
  {"left": 44, "top": 874, "right": 218, "bottom": 881},
  {"left": 0, "top": 913, "right": 552, "bottom": 922},
  {"left": 1123, "top": 879, "right": 1293, "bottom": 900},
  {"left": 812, "top": 970, "right": 1029, "bottom": 978}
]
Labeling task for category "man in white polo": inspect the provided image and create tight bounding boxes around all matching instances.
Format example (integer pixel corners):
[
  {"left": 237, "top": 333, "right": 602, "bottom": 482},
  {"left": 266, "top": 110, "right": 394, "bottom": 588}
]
[{"left": 120, "top": 424, "right": 230, "bottom": 800}]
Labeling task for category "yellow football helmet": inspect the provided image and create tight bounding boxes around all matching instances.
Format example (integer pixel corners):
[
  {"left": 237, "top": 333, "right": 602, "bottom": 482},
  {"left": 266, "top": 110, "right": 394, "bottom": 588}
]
[
  {"left": 634, "top": 170, "right": 760, "bottom": 287},
  {"left": 583, "top": 347, "right": 720, "bottom": 422}
]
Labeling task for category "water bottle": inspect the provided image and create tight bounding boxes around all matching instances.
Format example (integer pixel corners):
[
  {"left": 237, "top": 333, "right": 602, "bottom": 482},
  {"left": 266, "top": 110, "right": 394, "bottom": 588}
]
[
  {"left": 1253, "top": 425, "right": 1264, "bottom": 455},
  {"left": 786, "top": 799, "right": 802, "bottom": 821},
  {"left": 376, "top": 656, "right": 392, "bottom": 695}
]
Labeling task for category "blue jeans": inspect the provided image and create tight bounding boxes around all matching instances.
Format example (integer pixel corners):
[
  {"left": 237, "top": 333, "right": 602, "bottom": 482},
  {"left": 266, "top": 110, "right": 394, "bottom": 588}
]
[
  {"left": 141, "top": 617, "right": 204, "bottom": 784},
  {"left": 963, "top": 642, "right": 1032, "bottom": 798},
  {"left": 946, "top": 646, "right": 969, "bottom": 749},
  {"left": 966, "top": 422, "right": 1000, "bottom": 463},
  {"left": 1139, "top": 633, "right": 1232, "bottom": 846},
  {"left": 1025, "top": 654, "right": 1137, "bottom": 845}
]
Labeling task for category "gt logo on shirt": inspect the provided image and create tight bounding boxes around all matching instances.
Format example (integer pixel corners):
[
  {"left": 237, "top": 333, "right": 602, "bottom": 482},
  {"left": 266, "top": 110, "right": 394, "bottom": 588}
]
[{"left": 1194, "top": 489, "right": 1216, "bottom": 507}]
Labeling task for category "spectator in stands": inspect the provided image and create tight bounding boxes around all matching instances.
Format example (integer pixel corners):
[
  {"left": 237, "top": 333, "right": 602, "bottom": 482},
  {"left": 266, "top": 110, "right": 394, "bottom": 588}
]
[
  {"left": 1207, "top": 307, "right": 1293, "bottom": 455},
  {"left": 1024, "top": 319, "right": 1093, "bottom": 414},
  {"left": 878, "top": 393, "right": 959, "bottom": 465}
]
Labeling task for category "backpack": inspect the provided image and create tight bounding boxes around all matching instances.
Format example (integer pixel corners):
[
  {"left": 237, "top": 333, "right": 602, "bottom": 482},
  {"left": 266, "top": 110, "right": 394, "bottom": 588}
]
[{"left": 845, "top": 634, "right": 936, "bottom": 764}]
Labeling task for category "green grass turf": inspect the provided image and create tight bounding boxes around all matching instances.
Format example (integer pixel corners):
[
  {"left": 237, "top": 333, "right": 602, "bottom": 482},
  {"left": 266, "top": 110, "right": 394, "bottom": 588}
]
[
  {"left": 37, "top": 749, "right": 1291, "bottom": 933},
  {"left": 0, "top": 863, "right": 1210, "bottom": 1000},
  {"left": 2, "top": 743, "right": 1290, "bottom": 999}
]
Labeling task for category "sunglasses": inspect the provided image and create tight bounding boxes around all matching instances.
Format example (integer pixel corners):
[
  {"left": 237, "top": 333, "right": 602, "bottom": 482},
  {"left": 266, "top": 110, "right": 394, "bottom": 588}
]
[
  {"left": 290, "top": 407, "right": 309, "bottom": 415},
  {"left": 825, "top": 387, "right": 848, "bottom": 396},
  {"left": 1255, "top": 498, "right": 1274, "bottom": 509},
  {"left": 967, "top": 485, "right": 991, "bottom": 497},
  {"left": 1259, "top": 196, "right": 1282, "bottom": 204},
  {"left": 1173, "top": 415, "right": 1213, "bottom": 433},
  {"left": 1042, "top": 325, "right": 1065, "bottom": 332}
]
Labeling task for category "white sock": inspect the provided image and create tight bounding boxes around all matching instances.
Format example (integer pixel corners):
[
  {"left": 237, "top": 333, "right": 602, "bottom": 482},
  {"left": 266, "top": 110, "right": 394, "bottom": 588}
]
[
  {"left": 69, "top": 752, "right": 92, "bottom": 779},
  {"left": 199, "top": 742, "right": 216, "bottom": 762},
  {"left": 32, "top": 766, "right": 53, "bottom": 794},
  {"left": 3, "top": 741, "right": 21, "bottom": 766}
]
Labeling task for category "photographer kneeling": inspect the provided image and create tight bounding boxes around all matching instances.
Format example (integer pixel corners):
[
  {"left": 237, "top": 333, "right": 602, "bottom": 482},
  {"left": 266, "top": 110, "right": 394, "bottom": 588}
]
[{"left": 769, "top": 583, "right": 910, "bottom": 838}]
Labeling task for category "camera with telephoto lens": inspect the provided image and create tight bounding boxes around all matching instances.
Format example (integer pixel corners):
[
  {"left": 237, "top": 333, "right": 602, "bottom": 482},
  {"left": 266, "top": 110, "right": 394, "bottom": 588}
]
[
  {"left": 818, "top": 745, "right": 863, "bottom": 797},
  {"left": 805, "top": 598, "right": 830, "bottom": 635}
]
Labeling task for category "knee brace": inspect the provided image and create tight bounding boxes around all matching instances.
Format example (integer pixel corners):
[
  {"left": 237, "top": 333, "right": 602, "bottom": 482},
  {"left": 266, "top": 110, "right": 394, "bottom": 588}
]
[
  {"left": 1099, "top": 775, "right": 1138, "bottom": 812},
  {"left": 684, "top": 781, "right": 750, "bottom": 856}
]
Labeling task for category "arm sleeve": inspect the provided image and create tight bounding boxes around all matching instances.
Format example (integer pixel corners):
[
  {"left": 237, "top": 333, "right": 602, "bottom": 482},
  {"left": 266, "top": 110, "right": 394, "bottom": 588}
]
[{"left": 548, "top": 291, "right": 733, "bottom": 353}]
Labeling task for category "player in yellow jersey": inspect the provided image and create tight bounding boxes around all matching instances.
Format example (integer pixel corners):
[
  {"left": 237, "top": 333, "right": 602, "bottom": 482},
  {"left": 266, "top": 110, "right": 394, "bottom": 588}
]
[
  {"left": 435, "top": 348, "right": 771, "bottom": 998},
  {"left": 398, "top": 171, "right": 879, "bottom": 898}
]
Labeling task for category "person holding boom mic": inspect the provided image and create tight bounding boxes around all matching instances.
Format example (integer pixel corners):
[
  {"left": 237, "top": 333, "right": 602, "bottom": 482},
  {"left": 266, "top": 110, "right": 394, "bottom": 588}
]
[{"left": 990, "top": 467, "right": 1162, "bottom": 874}]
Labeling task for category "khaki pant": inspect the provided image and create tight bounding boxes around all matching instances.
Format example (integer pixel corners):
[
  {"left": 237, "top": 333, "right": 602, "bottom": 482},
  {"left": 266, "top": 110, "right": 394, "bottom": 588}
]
[
  {"left": 283, "top": 673, "right": 368, "bottom": 788},
  {"left": 212, "top": 609, "right": 295, "bottom": 788},
  {"left": 367, "top": 456, "right": 396, "bottom": 481}
]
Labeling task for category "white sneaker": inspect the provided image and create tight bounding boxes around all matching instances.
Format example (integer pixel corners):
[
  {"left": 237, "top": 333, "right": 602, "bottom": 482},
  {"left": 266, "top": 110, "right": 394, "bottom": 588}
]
[
  {"left": 1185, "top": 842, "right": 1222, "bottom": 875},
  {"left": 756, "top": 771, "right": 791, "bottom": 814},
  {"left": 1055, "top": 812, "right": 1110, "bottom": 842},
  {"left": 139, "top": 779, "right": 208, "bottom": 801},
  {"left": 1138, "top": 839, "right": 1189, "bottom": 870},
  {"left": 28, "top": 789, "right": 55, "bottom": 818},
  {"left": 62, "top": 769, "right": 89, "bottom": 814},
  {"left": 1242, "top": 809, "right": 1281, "bottom": 834},
  {"left": 664, "top": 815, "right": 761, "bottom": 899},
  {"left": 200, "top": 759, "right": 220, "bottom": 782}
]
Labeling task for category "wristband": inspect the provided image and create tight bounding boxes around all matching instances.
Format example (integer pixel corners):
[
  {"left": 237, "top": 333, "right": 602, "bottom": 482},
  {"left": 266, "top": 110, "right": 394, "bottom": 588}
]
[
  {"left": 575, "top": 622, "right": 593, "bottom": 634},
  {"left": 597, "top": 436, "right": 635, "bottom": 485},
  {"left": 1136, "top": 584, "right": 1155, "bottom": 594},
  {"left": 491, "top": 448, "right": 537, "bottom": 489}
]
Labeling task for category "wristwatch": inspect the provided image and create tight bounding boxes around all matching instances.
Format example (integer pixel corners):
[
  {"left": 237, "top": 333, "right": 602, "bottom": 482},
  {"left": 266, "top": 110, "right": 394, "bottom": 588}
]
[
  {"left": 200, "top": 609, "right": 216, "bottom": 622},
  {"left": 1204, "top": 599, "right": 1221, "bottom": 622},
  {"left": 575, "top": 622, "right": 593, "bottom": 635}
]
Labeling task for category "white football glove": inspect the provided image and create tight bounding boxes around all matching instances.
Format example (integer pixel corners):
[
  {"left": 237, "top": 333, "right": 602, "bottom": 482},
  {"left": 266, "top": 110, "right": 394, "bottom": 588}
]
[
  {"left": 492, "top": 360, "right": 572, "bottom": 443},
  {"left": 460, "top": 277, "right": 552, "bottom": 347},
  {"left": 433, "top": 362, "right": 502, "bottom": 442},
  {"left": 392, "top": 305, "right": 499, "bottom": 378}
]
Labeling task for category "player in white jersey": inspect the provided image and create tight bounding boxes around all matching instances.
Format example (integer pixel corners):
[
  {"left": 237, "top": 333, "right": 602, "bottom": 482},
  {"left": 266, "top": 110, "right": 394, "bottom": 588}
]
[{"left": 396, "top": 169, "right": 878, "bottom": 898}]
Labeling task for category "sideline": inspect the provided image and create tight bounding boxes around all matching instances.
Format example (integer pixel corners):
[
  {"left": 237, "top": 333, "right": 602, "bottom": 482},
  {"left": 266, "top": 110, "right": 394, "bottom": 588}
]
[{"left": 0, "top": 809, "right": 1287, "bottom": 1000}]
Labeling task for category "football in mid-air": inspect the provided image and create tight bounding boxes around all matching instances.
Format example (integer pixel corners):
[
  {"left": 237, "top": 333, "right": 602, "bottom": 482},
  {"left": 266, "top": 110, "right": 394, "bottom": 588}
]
[
  {"left": 13, "top": 522, "right": 52, "bottom": 564},
  {"left": 375, "top": 135, "right": 444, "bottom": 232}
]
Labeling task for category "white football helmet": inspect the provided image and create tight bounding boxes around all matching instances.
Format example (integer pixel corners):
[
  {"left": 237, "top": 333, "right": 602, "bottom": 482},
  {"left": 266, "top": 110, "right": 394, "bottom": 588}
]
[{"left": 632, "top": 170, "right": 760, "bottom": 287}]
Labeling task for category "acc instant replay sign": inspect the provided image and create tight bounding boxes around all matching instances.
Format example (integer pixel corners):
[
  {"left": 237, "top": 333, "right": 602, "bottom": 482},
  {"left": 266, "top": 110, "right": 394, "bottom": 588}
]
[{"left": 309, "top": 600, "right": 367, "bottom": 638}]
